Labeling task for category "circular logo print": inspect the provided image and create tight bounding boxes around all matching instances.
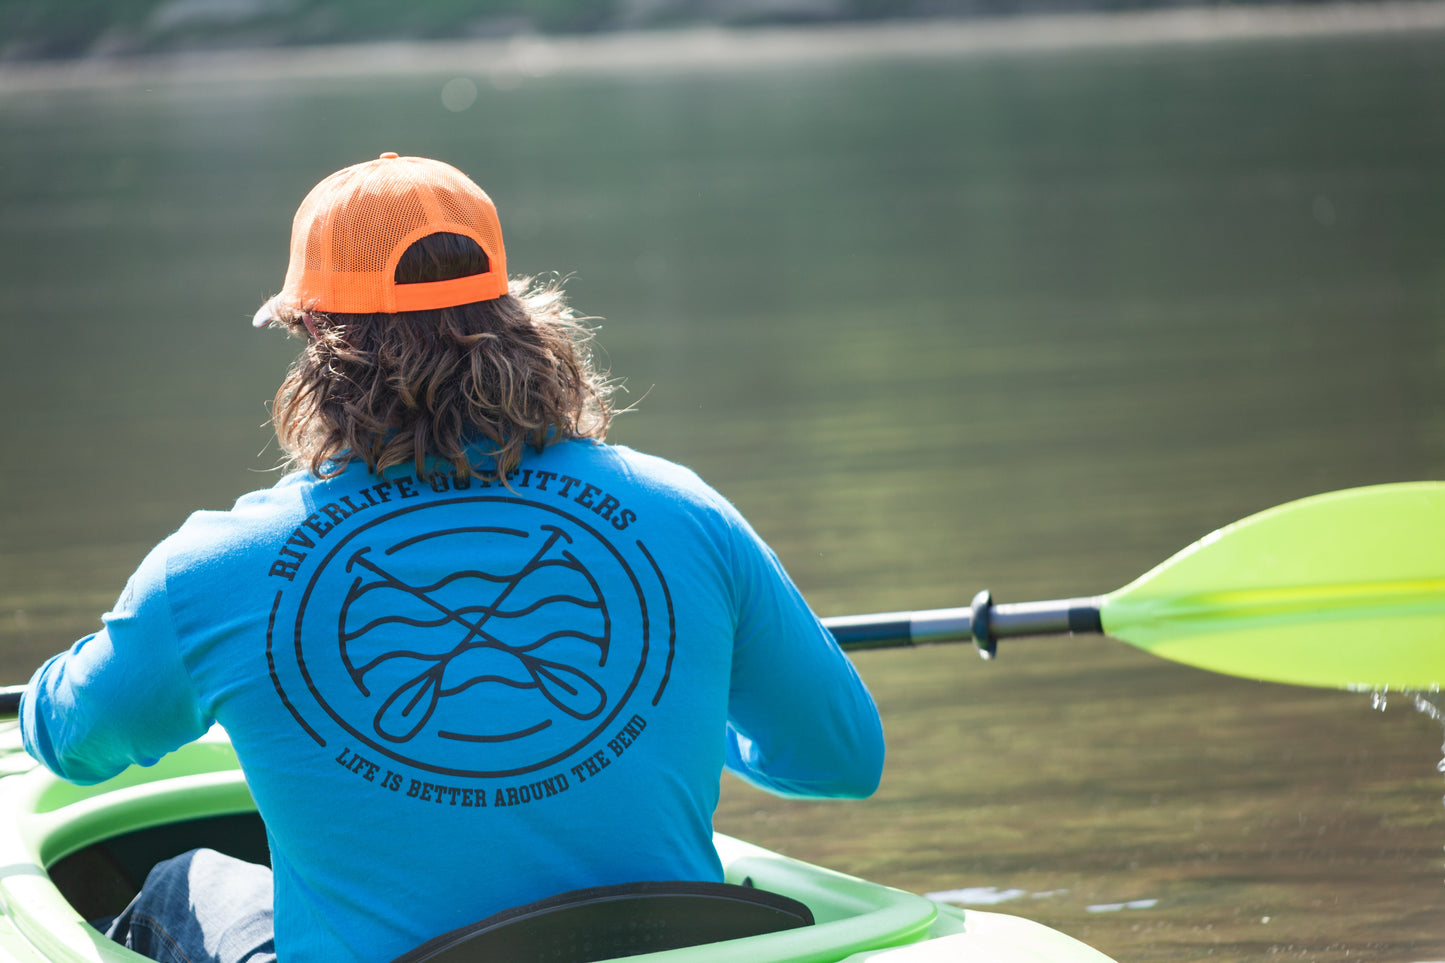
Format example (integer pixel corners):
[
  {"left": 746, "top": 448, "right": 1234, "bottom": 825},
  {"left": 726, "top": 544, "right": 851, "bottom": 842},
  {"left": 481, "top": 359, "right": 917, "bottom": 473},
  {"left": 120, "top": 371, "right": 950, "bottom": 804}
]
[{"left": 276, "top": 495, "right": 667, "bottom": 779}]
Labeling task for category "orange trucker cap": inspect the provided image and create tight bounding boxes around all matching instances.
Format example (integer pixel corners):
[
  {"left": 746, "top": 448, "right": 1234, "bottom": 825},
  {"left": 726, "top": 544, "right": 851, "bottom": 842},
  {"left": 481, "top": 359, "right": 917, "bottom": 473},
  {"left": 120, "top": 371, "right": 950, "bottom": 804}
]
[{"left": 253, "top": 153, "right": 507, "bottom": 327}]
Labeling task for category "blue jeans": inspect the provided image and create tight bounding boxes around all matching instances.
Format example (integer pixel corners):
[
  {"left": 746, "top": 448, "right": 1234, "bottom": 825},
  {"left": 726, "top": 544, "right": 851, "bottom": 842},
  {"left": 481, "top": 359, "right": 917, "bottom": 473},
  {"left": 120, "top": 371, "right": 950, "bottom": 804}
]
[{"left": 105, "top": 849, "right": 276, "bottom": 963}]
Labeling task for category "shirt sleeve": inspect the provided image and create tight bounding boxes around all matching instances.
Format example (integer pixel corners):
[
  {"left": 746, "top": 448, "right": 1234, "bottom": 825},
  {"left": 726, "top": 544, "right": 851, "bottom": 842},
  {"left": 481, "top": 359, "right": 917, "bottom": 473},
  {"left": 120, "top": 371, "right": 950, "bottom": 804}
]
[
  {"left": 722, "top": 512, "right": 885, "bottom": 799},
  {"left": 20, "top": 542, "right": 211, "bottom": 786}
]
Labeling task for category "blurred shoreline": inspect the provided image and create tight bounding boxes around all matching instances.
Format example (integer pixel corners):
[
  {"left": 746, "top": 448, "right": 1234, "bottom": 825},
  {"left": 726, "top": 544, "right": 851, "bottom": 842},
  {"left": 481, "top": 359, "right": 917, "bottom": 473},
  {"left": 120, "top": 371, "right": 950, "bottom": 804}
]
[{"left": 3, "top": 0, "right": 1444, "bottom": 92}]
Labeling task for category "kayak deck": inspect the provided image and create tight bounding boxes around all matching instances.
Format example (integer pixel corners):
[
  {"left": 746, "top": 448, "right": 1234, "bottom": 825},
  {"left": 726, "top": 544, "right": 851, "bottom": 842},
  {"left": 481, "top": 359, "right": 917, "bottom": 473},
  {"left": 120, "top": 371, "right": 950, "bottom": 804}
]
[{"left": 0, "top": 722, "right": 1115, "bottom": 962}]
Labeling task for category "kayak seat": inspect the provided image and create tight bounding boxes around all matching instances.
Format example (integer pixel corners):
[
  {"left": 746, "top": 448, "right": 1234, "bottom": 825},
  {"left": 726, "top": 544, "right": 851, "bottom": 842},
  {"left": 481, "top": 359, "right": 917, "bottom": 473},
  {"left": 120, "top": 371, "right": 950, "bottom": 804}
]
[{"left": 388, "top": 879, "right": 815, "bottom": 962}]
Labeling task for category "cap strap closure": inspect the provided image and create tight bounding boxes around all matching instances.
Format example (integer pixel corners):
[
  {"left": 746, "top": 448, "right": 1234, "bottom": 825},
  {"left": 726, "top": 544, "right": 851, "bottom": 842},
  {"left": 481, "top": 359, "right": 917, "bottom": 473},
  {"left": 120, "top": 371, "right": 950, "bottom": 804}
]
[{"left": 390, "top": 272, "right": 508, "bottom": 312}]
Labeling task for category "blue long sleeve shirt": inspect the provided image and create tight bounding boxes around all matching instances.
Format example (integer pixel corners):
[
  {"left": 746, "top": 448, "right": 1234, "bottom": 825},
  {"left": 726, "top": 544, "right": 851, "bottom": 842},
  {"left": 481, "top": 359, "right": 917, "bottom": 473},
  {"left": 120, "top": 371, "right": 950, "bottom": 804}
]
[{"left": 22, "top": 440, "right": 884, "bottom": 962}]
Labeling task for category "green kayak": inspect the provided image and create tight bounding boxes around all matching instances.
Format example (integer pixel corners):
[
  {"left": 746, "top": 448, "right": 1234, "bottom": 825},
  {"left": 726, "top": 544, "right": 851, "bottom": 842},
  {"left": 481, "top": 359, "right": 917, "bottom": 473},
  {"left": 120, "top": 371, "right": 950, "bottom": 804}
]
[{"left": 0, "top": 714, "right": 1116, "bottom": 962}]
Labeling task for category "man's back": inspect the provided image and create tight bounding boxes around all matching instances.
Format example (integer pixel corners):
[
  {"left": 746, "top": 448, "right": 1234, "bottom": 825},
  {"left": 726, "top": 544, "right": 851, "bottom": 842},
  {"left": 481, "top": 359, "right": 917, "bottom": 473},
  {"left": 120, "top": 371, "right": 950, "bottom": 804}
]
[{"left": 26, "top": 438, "right": 883, "bottom": 961}]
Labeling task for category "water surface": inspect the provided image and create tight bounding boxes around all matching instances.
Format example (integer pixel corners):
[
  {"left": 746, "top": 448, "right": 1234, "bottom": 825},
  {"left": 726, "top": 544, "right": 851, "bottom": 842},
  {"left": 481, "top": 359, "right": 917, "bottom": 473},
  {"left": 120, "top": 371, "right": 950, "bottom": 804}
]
[{"left": 2, "top": 21, "right": 1444, "bottom": 961}]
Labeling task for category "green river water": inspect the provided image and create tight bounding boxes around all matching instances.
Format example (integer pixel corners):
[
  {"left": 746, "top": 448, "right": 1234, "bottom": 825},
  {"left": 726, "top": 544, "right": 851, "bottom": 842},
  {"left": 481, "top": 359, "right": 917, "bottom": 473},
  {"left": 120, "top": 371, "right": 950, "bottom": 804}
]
[{"left": 1, "top": 16, "right": 1444, "bottom": 960}]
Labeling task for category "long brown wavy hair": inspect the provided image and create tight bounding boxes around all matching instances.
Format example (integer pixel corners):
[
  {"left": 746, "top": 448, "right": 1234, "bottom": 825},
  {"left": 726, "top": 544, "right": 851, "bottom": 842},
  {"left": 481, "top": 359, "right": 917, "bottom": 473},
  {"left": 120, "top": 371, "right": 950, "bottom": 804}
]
[{"left": 268, "top": 233, "right": 613, "bottom": 480}]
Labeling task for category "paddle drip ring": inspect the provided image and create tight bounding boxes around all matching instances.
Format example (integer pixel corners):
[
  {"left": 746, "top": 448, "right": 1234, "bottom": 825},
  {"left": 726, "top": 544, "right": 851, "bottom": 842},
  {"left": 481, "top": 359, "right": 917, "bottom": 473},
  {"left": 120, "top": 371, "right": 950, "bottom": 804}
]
[{"left": 970, "top": 589, "right": 996, "bottom": 660}]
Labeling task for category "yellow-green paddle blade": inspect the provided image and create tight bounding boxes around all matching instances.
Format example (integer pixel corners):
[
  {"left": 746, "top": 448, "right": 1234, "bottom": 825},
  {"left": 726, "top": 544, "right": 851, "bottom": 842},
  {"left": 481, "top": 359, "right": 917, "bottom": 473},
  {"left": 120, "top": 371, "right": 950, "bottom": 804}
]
[{"left": 1100, "top": 482, "right": 1445, "bottom": 690}]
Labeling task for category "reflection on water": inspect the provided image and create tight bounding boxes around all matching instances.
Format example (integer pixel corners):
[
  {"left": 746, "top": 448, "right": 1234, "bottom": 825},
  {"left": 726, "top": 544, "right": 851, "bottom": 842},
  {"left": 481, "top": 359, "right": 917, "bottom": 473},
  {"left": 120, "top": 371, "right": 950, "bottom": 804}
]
[
  {"left": 1087, "top": 898, "right": 1159, "bottom": 913},
  {"left": 1, "top": 22, "right": 1443, "bottom": 962},
  {"left": 924, "top": 885, "right": 1030, "bottom": 905}
]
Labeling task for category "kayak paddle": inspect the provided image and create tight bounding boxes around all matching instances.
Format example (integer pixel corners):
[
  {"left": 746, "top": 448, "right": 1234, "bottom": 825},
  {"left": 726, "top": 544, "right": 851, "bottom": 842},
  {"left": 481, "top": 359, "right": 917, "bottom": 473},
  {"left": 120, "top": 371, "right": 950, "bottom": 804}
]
[
  {"left": 827, "top": 481, "right": 1445, "bottom": 691},
  {"left": 0, "top": 482, "right": 1439, "bottom": 721}
]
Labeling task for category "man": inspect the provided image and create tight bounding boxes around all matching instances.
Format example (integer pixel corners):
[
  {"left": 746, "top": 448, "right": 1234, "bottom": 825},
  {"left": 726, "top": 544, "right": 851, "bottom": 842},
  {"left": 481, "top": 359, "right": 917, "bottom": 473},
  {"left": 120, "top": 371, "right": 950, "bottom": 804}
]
[{"left": 21, "top": 153, "right": 885, "bottom": 963}]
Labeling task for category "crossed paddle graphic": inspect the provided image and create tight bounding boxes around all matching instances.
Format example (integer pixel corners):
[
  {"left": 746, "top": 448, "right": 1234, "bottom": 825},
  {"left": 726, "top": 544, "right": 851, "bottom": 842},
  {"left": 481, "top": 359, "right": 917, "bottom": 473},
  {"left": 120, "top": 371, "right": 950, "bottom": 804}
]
[{"left": 339, "top": 526, "right": 610, "bottom": 745}]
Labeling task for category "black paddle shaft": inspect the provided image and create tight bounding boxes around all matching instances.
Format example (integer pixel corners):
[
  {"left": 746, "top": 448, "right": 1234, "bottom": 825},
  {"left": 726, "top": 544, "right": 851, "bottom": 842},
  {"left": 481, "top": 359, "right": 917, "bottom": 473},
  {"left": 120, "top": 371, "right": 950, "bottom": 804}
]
[
  {"left": 823, "top": 595, "right": 1105, "bottom": 657},
  {"left": 0, "top": 596, "right": 1105, "bottom": 717}
]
